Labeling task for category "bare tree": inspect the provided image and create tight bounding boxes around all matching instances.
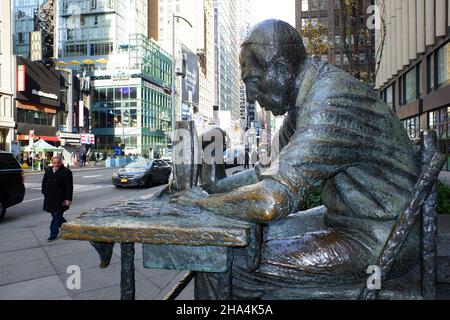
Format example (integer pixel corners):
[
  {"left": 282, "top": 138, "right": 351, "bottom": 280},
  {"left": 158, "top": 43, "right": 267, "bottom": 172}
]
[{"left": 338, "top": 0, "right": 377, "bottom": 85}]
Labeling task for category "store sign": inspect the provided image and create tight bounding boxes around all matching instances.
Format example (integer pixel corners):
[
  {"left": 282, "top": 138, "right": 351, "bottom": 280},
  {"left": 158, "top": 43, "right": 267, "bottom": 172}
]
[
  {"left": 181, "top": 44, "right": 200, "bottom": 107},
  {"left": 80, "top": 134, "right": 95, "bottom": 145},
  {"left": 79, "top": 101, "right": 84, "bottom": 128},
  {"left": 32, "top": 89, "right": 58, "bottom": 100},
  {"left": 28, "top": 130, "right": 34, "bottom": 148},
  {"left": 30, "top": 31, "right": 42, "bottom": 62},
  {"left": 17, "top": 65, "right": 26, "bottom": 92},
  {"left": 59, "top": 133, "right": 81, "bottom": 140}
]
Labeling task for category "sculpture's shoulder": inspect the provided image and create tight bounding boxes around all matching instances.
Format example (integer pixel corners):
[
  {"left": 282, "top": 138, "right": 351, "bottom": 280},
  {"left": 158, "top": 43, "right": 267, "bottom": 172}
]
[{"left": 298, "top": 59, "right": 393, "bottom": 123}]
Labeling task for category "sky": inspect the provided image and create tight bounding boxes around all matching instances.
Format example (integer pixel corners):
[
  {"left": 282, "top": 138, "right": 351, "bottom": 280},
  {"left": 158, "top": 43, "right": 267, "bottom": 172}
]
[{"left": 250, "top": 0, "right": 296, "bottom": 28}]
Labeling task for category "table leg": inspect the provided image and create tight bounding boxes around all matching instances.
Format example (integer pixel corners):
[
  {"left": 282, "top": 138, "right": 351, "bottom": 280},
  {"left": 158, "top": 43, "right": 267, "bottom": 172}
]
[
  {"left": 89, "top": 241, "right": 114, "bottom": 268},
  {"left": 120, "top": 243, "right": 135, "bottom": 300}
]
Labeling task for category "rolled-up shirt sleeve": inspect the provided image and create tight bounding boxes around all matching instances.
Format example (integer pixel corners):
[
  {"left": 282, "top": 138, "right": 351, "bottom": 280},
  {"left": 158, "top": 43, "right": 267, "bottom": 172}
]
[{"left": 258, "top": 98, "right": 373, "bottom": 200}]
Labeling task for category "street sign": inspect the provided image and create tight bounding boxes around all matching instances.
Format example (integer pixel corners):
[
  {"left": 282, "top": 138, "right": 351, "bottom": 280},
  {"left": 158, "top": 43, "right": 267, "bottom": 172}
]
[{"left": 80, "top": 134, "right": 95, "bottom": 145}]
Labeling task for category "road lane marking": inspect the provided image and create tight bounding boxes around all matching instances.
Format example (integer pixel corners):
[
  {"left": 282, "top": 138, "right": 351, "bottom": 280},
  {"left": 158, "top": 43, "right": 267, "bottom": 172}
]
[
  {"left": 25, "top": 183, "right": 114, "bottom": 192},
  {"left": 22, "top": 197, "right": 45, "bottom": 203},
  {"left": 82, "top": 175, "right": 103, "bottom": 178}
]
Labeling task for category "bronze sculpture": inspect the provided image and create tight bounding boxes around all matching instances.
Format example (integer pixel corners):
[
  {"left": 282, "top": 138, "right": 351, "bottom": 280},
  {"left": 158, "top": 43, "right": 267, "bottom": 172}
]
[
  {"left": 169, "top": 19, "right": 430, "bottom": 299},
  {"left": 60, "top": 19, "right": 446, "bottom": 300}
]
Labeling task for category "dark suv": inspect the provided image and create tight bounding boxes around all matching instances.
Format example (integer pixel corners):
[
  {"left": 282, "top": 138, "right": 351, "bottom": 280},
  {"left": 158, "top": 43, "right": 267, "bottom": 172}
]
[{"left": 0, "top": 152, "right": 25, "bottom": 221}]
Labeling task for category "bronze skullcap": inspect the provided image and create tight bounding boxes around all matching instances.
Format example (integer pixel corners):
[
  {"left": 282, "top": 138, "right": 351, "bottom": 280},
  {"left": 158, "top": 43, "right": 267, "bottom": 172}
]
[{"left": 242, "top": 19, "right": 305, "bottom": 49}]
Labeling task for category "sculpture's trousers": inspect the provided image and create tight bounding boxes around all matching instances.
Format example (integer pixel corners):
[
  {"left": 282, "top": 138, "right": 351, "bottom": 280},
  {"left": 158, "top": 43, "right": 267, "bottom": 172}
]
[{"left": 194, "top": 208, "right": 420, "bottom": 300}]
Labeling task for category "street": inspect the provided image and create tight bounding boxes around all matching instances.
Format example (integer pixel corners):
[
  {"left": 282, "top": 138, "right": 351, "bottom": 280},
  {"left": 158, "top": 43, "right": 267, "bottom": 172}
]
[{"left": 0, "top": 167, "right": 194, "bottom": 300}]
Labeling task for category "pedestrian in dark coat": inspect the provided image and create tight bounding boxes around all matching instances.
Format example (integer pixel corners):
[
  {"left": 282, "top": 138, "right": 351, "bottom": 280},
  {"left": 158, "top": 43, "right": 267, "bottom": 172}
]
[{"left": 42, "top": 156, "right": 73, "bottom": 241}]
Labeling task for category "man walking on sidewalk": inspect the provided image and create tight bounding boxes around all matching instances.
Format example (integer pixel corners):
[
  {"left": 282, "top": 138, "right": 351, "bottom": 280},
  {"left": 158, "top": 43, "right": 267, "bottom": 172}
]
[{"left": 41, "top": 156, "right": 73, "bottom": 241}]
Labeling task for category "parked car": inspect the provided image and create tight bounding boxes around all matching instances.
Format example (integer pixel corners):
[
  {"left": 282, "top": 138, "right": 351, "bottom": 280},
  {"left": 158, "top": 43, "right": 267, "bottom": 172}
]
[
  {"left": 0, "top": 151, "right": 25, "bottom": 221},
  {"left": 112, "top": 159, "right": 171, "bottom": 188},
  {"left": 160, "top": 156, "right": 172, "bottom": 166}
]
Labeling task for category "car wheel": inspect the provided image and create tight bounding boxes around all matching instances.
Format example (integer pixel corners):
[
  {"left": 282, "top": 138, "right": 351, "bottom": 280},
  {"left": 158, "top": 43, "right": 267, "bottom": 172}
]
[
  {"left": 114, "top": 185, "right": 122, "bottom": 189},
  {"left": 0, "top": 197, "right": 6, "bottom": 221},
  {"left": 146, "top": 176, "right": 153, "bottom": 187}
]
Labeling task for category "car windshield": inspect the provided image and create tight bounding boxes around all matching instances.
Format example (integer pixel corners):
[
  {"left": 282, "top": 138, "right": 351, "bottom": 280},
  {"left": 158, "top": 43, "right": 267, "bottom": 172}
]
[{"left": 125, "top": 161, "right": 150, "bottom": 168}]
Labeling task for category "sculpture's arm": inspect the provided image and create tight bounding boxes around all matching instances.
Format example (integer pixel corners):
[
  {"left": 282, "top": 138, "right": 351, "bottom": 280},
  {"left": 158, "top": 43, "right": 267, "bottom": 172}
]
[
  {"left": 201, "top": 168, "right": 259, "bottom": 194},
  {"left": 192, "top": 178, "right": 301, "bottom": 223}
]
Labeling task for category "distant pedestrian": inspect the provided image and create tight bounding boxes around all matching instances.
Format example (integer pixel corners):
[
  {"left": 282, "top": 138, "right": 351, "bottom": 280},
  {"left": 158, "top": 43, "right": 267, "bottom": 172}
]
[
  {"left": 251, "top": 150, "right": 258, "bottom": 167},
  {"left": 41, "top": 156, "right": 73, "bottom": 241},
  {"left": 80, "top": 153, "right": 86, "bottom": 167},
  {"left": 244, "top": 149, "right": 250, "bottom": 170}
]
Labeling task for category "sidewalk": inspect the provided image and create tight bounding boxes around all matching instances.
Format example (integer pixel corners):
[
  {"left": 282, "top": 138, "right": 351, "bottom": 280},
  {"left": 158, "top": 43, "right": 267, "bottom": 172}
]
[{"left": 0, "top": 227, "right": 193, "bottom": 300}]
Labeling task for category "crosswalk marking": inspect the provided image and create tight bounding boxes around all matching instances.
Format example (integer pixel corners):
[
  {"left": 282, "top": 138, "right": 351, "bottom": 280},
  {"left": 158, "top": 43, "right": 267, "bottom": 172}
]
[{"left": 25, "top": 183, "right": 113, "bottom": 192}]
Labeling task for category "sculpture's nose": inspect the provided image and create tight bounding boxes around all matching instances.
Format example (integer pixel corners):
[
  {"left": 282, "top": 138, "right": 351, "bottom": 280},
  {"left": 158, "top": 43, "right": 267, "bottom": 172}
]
[{"left": 245, "top": 81, "right": 259, "bottom": 104}]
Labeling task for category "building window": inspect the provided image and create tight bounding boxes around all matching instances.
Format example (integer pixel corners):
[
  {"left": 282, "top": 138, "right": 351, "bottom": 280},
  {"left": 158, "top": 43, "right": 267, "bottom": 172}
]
[
  {"left": 427, "top": 53, "right": 434, "bottom": 93},
  {"left": 90, "top": 0, "right": 97, "bottom": 11},
  {"left": 436, "top": 42, "right": 450, "bottom": 89},
  {"left": 385, "top": 84, "right": 394, "bottom": 110},
  {"left": 90, "top": 42, "right": 113, "bottom": 56},
  {"left": 401, "top": 67, "right": 416, "bottom": 105},
  {"left": 402, "top": 116, "right": 421, "bottom": 140},
  {"left": 67, "top": 29, "right": 73, "bottom": 40},
  {"left": 301, "top": 0, "right": 308, "bottom": 11},
  {"left": 417, "top": 62, "right": 423, "bottom": 99},
  {"left": 0, "top": 21, "right": 2, "bottom": 54},
  {"left": 429, "top": 106, "right": 450, "bottom": 171}
]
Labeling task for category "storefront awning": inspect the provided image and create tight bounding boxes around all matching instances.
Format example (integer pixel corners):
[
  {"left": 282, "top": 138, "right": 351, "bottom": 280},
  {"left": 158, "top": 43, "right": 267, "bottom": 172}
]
[{"left": 40, "top": 136, "right": 61, "bottom": 142}]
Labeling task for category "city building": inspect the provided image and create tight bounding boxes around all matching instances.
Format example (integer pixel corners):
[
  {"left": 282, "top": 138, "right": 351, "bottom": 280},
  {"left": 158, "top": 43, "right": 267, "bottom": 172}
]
[
  {"left": 151, "top": 0, "right": 215, "bottom": 132},
  {"left": 13, "top": 0, "right": 55, "bottom": 61},
  {"left": 376, "top": 0, "right": 450, "bottom": 172},
  {"left": 55, "top": 0, "right": 173, "bottom": 157},
  {"left": 214, "top": 0, "right": 241, "bottom": 124},
  {"left": 0, "top": 0, "right": 16, "bottom": 153},
  {"left": 89, "top": 34, "right": 172, "bottom": 157},
  {"left": 295, "top": 0, "right": 376, "bottom": 84},
  {"left": 13, "top": 0, "right": 41, "bottom": 58},
  {"left": 237, "top": 0, "right": 252, "bottom": 125},
  {"left": 57, "top": 0, "right": 147, "bottom": 61},
  {"left": 15, "top": 56, "right": 61, "bottom": 156}
]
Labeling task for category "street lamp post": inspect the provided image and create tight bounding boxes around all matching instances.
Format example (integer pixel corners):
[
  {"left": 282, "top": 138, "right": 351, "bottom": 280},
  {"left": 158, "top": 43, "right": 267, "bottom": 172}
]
[{"left": 171, "top": 13, "right": 193, "bottom": 134}]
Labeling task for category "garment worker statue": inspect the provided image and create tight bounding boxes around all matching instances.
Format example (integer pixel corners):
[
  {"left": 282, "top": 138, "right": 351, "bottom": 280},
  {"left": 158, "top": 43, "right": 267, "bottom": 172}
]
[{"left": 171, "top": 19, "right": 421, "bottom": 299}]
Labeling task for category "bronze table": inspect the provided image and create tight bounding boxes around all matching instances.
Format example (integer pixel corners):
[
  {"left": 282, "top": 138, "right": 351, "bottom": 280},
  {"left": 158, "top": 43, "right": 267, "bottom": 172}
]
[{"left": 60, "top": 192, "right": 261, "bottom": 300}]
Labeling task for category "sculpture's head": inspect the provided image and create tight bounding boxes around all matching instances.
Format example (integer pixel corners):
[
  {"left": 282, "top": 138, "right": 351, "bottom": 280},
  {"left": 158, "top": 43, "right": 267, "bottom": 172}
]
[{"left": 239, "top": 19, "right": 307, "bottom": 116}]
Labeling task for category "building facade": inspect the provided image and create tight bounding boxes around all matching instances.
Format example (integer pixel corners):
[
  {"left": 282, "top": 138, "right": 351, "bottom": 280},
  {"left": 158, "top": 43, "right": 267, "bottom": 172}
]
[
  {"left": 0, "top": 0, "right": 16, "bottom": 153},
  {"left": 57, "top": 0, "right": 147, "bottom": 61},
  {"left": 90, "top": 35, "right": 172, "bottom": 157},
  {"left": 56, "top": 0, "right": 173, "bottom": 157},
  {"left": 13, "top": 0, "right": 42, "bottom": 58},
  {"left": 151, "top": 0, "right": 216, "bottom": 132},
  {"left": 376, "top": 0, "right": 450, "bottom": 172},
  {"left": 295, "top": 0, "right": 376, "bottom": 83},
  {"left": 214, "top": 0, "right": 241, "bottom": 124},
  {"left": 15, "top": 56, "right": 61, "bottom": 155}
]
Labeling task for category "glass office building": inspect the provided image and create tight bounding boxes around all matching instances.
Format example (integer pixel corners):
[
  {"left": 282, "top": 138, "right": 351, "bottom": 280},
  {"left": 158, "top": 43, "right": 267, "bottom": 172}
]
[
  {"left": 90, "top": 34, "right": 172, "bottom": 157},
  {"left": 13, "top": 0, "right": 46, "bottom": 58},
  {"left": 214, "top": 0, "right": 241, "bottom": 122}
]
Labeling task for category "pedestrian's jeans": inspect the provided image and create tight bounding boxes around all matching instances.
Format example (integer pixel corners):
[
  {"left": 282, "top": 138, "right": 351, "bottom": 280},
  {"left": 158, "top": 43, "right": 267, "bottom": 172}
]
[{"left": 50, "top": 211, "right": 67, "bottom": 237}]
